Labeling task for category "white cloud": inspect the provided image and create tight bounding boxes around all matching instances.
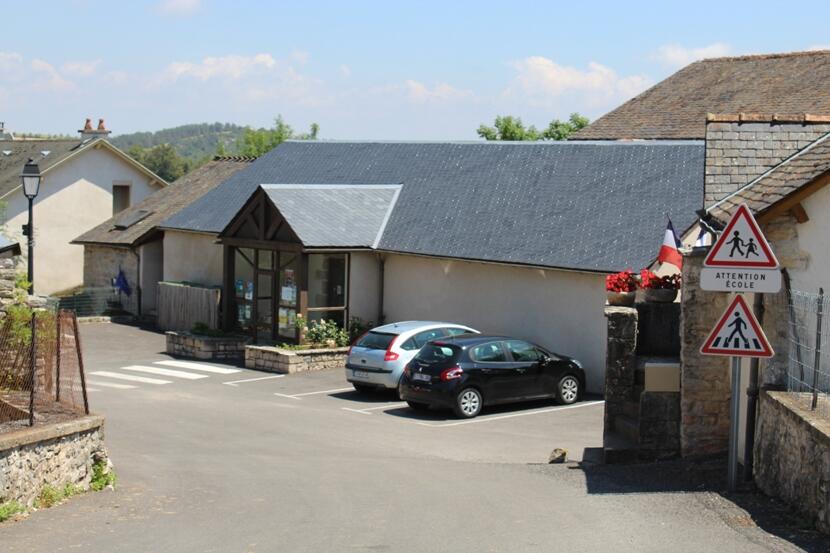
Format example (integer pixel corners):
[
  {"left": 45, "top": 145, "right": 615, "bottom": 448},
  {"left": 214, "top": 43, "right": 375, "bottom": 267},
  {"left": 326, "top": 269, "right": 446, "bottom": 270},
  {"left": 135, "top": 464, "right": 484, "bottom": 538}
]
[
  {"left": 165, "top": 53, "right": 277, "bottom": 81},
  {"left": 404, "top": 80, "right": 473, "bottom": 103},
  {"left": 157, "top": 0, "right": 201, "bottom": 16},
  {"left": 806, "top": 44, "right": 830, "bottom": 51},
  {"left": 652, "top": 43, "right": 732, "bottom": 67},
  {"left": 30, "top": 59, "right": 75, "bottom": 92},
  {"left": 339, "top": 64, "right": 351, "bottom": 78},
  {"left": 289, "top": 50, "right": 310, "bottom": 65},
  {"left": 61, "top": 59, "right": 101, "bottom": 77},
  {"left": 0, "top": 51, "right": 23, "bottom": 71},
  {"left": 504, "top": 56, "right": 651, "bottom": 108}
]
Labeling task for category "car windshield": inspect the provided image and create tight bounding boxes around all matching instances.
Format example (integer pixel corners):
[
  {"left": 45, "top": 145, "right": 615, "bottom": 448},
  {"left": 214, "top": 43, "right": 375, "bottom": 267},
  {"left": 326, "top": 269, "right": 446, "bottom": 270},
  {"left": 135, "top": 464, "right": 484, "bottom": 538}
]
[
  {"left": 355, "top": 331, "right": 396, "bottom": 350},
  {"left": 414, "top": 343, "right": 461, "bottom": 365}
]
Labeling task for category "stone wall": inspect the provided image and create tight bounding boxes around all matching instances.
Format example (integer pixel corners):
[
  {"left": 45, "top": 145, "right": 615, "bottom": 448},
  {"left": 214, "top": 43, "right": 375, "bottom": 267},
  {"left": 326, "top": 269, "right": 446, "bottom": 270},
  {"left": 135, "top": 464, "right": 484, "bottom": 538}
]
[
  {"left": 245, "top": 346, "right": 348, "bottom": 374},
  {"left": 0, "top": 415, "right": 107, "bottom": 507},
  {"left": 754, "top": 391, "right": 830, "bottom": 534},
  {"left": 0, "top": 257, "right": 17, "bottom": 312},
  {"left": 639, "top": 391, "right": 681, "bottom": 459},
  {"left": 82, "top": 245, "right": 137, "bottom": 315},
  {"left": 166, "top": 331, "right": 250, "bottom": 361},
  {"left": 705, "top": 120, "right": 830, "bottom": 206},
  {"left": 603, "top": 306, "right": 638, "bottom": 435},
  {"left": 679, "top": 248, "right": 730, "bottom": 457}
]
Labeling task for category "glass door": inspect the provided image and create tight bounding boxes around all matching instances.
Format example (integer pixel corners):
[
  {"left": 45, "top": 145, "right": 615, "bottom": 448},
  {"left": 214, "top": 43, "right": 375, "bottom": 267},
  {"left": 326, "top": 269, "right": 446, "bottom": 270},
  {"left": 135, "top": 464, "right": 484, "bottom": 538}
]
[
  {"left": 233, "top": 248, "right": 255, "bottom": 334},
  {"left": 255, "top": 250, "right": 274, "bottom": 342},
  {"left": 277, "top": 252, "right": 300, "bottom": 340}
]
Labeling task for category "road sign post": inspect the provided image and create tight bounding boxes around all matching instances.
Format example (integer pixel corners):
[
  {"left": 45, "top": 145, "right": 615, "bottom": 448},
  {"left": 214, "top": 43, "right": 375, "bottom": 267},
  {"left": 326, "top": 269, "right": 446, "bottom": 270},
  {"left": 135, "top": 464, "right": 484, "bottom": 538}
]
[{"left": 699, "top": 204, "right": 779, "bottom": 491}]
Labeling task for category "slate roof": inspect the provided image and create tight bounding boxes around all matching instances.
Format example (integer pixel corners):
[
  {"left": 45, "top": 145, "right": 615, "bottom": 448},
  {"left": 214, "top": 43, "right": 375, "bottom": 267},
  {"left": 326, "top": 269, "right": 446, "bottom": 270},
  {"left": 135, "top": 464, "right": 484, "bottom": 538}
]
[
  {"left": 0, "top": 139, "right": 88, "bottom": 198},
  {"left": 708, "top": 132, "right": 830, "bottom": 221},
  {"left": 74, "top": 157, "right": 254, "bottom": 247},
  {"left": 573, "top": 50, "right": 830, "bottom": 140},
  {"left": 259, "top": 185, "right": 401, "bottom": 248},
  {"left": 165, "top": 141, "right": 703, "bottom": 273}
]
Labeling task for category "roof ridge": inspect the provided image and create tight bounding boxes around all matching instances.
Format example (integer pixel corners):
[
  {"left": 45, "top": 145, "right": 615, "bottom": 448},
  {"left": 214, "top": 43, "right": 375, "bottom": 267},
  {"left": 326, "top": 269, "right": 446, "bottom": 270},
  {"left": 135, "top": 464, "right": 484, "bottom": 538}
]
[
  {"left": 282, "top": 139, "right": 702, "bottom": 146},
  {"left": 693, "top": 49, "right": 830, "bottom": 64},
  {"left": 707, "top": 112, "right": 830, "bottom": 124},
  {"left": 212, "top": 155, "right": 257, "bottom": 162}
]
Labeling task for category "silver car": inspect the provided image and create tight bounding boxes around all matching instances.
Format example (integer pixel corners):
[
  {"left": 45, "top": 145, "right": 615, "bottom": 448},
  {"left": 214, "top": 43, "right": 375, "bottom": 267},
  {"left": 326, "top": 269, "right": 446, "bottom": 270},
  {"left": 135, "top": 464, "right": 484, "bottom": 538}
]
[{"left": 346, "top": 321, "right": 479, "bottom": 392}]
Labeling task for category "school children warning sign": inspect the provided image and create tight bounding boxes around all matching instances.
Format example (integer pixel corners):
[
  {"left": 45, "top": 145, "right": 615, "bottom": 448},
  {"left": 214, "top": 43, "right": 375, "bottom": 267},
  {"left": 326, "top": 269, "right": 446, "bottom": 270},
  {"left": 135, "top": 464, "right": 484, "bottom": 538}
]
[
  {"left": 700, "top": 295, "right": 774, "bottom": 358},
  {"left": 700, "top": 204, "right": 781, "bottom": 293}
]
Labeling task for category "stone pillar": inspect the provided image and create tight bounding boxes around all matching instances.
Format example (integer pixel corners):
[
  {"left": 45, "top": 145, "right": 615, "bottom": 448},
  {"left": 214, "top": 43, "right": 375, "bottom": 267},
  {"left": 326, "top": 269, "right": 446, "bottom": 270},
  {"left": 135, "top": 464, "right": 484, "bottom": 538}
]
[
  {"left": 679, "top": 248, "right": 730, "bottom": 457},
  {"left": 603, "top": 306, "right": 638, "bottom": 436}
]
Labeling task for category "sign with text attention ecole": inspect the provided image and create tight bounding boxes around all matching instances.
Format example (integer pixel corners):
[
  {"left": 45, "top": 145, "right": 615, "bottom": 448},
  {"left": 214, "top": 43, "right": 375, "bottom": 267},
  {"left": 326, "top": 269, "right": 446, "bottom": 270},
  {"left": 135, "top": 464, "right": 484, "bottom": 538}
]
[{"left": 700, "top": 204, "right": 781, "bottom": 293}]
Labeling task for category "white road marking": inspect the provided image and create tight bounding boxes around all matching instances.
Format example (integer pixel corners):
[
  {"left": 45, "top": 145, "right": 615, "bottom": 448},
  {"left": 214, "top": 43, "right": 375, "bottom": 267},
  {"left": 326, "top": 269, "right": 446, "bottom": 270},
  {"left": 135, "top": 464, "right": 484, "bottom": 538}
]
[
  {"left": 86, "top": 387, "right": 101, "bottom": 393},
  {"left": 121, "top": 365, "right": 208, "bottom": 380},
  {"left": 155, "top": 360, "right": 241, "bottom": 375},
  {"left": 357, "top": 402, "right": 408, "bottom": 412},
  {"left": 86, "top": 379, "right": 137, "bottom": 390},
  {"left": 273, "top": 392, "right": 302, "bottom": 401},
  {"left": 223, "top": 375, "right": 285, "bottom": 387},
  {"left": 90, "top": 371, "right": 172, "bottom": 385},
  {"left": 416, "top": 400, "right": 604, "bottom": 427},
  {"left": 291, "top": 387, "right": 354, "bottom": 397},
  {"left": 341, "top": 407, "right": 373, "bottom": 415}
]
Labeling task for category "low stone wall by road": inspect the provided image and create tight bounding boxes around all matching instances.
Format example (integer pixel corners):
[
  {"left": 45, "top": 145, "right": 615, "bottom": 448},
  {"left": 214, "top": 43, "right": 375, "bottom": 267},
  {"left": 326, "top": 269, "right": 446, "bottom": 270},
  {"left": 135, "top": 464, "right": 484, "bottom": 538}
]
[
  {"left": 166, "top": 331, "right": 251, "bottom": 361},
  {"left": 0, "top": 415, "right": 106, "bottom": 507},
  {"left": 245, "top": 346, "right": 348, "bottom": 374},
  {"left": 754, "top": 391, "right": 830, "bottom": 534}
]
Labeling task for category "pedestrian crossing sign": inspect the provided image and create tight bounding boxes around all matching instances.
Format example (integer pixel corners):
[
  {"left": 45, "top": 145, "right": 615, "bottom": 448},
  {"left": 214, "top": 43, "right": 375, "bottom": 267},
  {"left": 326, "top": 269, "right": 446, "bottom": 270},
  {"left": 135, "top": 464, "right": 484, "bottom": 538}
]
[
  {"left": 704, "top": 204, "right": 779, "bottom": 268},
  {"left": 700, "top": 295, "right": 774, "bottom": 358}
]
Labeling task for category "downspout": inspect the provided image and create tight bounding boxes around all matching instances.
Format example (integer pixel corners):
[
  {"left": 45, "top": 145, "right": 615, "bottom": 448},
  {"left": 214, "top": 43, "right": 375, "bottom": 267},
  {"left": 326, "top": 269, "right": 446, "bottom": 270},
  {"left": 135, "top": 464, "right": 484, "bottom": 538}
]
[
  {"left": 377, "top": 253, "right": 385, "bottom": 325},
  {"left": 743, "top": 291, "right": 764, "bottom": 481},
  {"left": 131, "top": 248, "right": 142, "bottom": 318}
]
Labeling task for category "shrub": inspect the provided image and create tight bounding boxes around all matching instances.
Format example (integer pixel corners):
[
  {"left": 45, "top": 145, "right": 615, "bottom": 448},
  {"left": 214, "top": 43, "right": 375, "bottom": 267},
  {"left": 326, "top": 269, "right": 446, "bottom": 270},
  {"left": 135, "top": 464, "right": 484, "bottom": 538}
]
[
  {"left": 347, "top": 316, "right": 374, "bottom": 343},
  {"left": 606, "top": 270, "right": 638, "bottom": 292},
  {"left": 0, "top": 501, "right": 24, "bottom": 522},
  {"left": 35, "top": 485, "right": 63, "bottom": 509},
  {"left": 90, "top": 460, "right": 116, "bottom": 492},
  {"left": 190, "top": 322, "right": 226, "bottom": 337},
  {"left": 295, "top": 315, "right": 350, "bottom": 347}
]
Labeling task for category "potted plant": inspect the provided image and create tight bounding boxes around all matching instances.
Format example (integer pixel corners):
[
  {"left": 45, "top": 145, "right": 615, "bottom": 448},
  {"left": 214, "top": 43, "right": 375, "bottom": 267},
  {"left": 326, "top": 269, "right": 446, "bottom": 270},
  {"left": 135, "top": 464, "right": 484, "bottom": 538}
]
[
  {"left": 640, "top": 269, "right": 681, "bottom": 303},
  {"left": 605, "top": 270, "right": 638, "bottom": 306}
]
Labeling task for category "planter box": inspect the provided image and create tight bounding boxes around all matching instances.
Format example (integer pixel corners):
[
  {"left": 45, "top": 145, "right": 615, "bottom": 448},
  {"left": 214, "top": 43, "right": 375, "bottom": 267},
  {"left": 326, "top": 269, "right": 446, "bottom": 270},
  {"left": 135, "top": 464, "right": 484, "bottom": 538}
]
[
  {"left": 166, "top": 331, "right": 251, "bottom": 361},
  {"left": 245, "top": 345, "right": 349, "bottom": 374}
]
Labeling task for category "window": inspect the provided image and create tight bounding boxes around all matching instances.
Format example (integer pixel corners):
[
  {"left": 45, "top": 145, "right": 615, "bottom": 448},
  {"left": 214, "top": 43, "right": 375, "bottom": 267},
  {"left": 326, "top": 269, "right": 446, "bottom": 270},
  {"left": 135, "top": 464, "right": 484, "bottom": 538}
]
[
  {"left": 414, "top": 343, "right": 461, "bottom": 365},
  {"left": 307, "top": 253, "right": 348, "bottom": 330},
  {"left": 505, "top": 340, "right": 541, "bottom": 362},
  {"left": 471, "top": 342, "right": 507, "bottom": 363},
  {"left": 356, "top": 332, "right": 396, "bottom": 350},
  {"left": 401, "top": 328, "right": 447, "bottom": 351},
  {"left": 445, "top": 327, "right": 472, "bottom": 336},
  {"left": 112, "top": 184, "right": 131, "bottom": 215}
]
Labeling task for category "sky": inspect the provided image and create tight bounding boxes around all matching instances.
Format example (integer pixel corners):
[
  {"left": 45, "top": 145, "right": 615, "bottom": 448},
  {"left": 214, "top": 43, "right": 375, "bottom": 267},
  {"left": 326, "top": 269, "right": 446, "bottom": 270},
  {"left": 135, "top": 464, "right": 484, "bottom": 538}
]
[{"left": 2, "top": 0, "right": 830, "bottom": 140}]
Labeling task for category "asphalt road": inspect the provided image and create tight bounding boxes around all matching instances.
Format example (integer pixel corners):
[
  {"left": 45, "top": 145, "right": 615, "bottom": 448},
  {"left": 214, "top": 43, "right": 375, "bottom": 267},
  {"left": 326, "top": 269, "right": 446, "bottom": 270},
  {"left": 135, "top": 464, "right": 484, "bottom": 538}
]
[{"left": 0, "top": 323, "right": 822, "bottom": 552}]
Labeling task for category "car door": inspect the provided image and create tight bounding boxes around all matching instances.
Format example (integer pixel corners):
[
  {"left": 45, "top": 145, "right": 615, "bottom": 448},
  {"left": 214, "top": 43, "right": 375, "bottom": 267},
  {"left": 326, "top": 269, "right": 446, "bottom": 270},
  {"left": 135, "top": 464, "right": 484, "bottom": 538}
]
[
  {"left": 504, "top": 340, "right": 545, "bottom": 398},
  {"left": 469, "top": 341, "right": 518, "bottom": 402}
]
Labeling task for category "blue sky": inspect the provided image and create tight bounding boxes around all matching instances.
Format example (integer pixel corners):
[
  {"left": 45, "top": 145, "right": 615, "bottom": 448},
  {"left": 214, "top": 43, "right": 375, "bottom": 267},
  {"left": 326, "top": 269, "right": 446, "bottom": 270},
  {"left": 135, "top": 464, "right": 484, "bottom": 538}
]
[{"left": 2, "top": 0, "right": 830, "bottom": 139}]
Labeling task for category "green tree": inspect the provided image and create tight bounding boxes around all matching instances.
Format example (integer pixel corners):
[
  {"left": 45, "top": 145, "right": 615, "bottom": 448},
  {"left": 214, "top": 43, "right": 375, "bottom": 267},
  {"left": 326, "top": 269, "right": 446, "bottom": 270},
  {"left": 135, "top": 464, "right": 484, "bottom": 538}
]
[
  {"left": 128, "top": 143, "right": 187, "bottom": 182},
  {"left": 477, "top": 113, "right": 589, "bottom": 141},
  {"left": 236, "top": 115, "right": 320, "bottom": 157}
]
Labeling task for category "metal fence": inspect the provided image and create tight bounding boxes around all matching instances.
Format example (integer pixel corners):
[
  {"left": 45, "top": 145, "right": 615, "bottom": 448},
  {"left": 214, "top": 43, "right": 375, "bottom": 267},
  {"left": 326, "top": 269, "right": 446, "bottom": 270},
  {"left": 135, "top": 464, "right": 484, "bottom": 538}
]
[
  {"left": 57, "top": 286, "right": 126, "bottom": 317},
  {"left": 0, "top": 309, "right": 89, "bottom": 433},
  {"left": 786, "top": 287, "right": 830, "bottom": 418}
]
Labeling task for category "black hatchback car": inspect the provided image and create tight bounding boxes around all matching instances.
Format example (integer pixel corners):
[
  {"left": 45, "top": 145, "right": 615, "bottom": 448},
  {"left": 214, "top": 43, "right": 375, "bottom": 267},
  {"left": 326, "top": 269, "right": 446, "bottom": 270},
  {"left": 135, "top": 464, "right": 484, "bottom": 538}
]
[{"left": 399, "top": 334, "right": 585, "bottom": 418}]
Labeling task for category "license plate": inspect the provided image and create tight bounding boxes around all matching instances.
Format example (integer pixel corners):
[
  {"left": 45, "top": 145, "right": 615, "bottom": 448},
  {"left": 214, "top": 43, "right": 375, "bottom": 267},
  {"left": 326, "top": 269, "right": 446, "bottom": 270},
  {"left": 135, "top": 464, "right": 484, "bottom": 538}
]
[
  {"left": 412, "top": 372, "right": 431, "bottom": 382},
  {"left": 353, "top": 370, "right": 369, "bottom": 379}
]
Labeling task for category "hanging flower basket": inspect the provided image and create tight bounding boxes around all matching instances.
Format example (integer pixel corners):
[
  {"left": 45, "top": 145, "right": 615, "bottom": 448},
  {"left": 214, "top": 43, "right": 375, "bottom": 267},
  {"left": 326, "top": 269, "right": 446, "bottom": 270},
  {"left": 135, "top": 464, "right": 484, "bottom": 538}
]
[
  {"left": 607, "top": 291, "right": 636, "bottom": 307},
  {"left": 606, "top": 270, "right": 638, "bottom": 306}
]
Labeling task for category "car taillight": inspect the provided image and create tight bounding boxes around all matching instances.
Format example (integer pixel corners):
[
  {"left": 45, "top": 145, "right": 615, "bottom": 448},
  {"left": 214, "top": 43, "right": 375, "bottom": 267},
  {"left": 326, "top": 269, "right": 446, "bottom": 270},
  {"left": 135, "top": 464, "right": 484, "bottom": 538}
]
[
  {"left": 383, "top": 336, "right": 399, "bottom": 361},
  {"left": 440, "top": 366, "right": 463, "bottom": 381}
]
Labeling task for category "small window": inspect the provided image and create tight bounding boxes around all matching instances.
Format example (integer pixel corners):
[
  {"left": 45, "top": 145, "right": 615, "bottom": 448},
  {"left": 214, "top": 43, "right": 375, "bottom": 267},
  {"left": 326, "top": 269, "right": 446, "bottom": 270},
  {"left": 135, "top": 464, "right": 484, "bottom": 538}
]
[
  {"left": 471, "top": 342, "right": 507, "bottom": 363},
  {"left": 505, "top": 340, "right": 541, "bottom": 362},
  {"left": 113, "top": 184, "right": 131, "bottom": 215}
]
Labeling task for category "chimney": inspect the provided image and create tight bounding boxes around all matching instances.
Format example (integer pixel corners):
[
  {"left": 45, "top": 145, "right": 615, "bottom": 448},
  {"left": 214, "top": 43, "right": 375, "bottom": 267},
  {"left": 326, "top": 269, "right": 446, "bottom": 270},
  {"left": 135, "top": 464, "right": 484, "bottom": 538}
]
[{"left": 78, "top": 117, "right": 111, "bottom": 140}]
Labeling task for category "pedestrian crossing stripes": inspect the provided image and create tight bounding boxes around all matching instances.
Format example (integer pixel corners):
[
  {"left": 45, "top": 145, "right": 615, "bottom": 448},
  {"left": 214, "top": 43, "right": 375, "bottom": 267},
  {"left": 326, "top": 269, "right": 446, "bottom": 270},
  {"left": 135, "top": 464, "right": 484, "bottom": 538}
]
[
  {"left": 709, "top": 335, "right": 763, "bottom": 350},
  {"left": 86, "top": 360, "right": 244, "bottom": 392}
]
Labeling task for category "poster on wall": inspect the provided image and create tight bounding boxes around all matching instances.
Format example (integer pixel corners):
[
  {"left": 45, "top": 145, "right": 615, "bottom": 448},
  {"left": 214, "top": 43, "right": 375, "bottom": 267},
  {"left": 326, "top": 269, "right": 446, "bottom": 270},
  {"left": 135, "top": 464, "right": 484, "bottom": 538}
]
[
  {"left": 235, "top": 279, "right": 244, "bottom": 298},
  {"left": 245, "top": 281, "right": 254, "bottom": 300},
  {"left": 278, "top": 307, "right": 288, "bottom": 327},
  {"left": 284, "top": 269, "right": 295, "bottom": 287},
  {"left": 281, "top": 285, "right": 296, "bottom": 303}
]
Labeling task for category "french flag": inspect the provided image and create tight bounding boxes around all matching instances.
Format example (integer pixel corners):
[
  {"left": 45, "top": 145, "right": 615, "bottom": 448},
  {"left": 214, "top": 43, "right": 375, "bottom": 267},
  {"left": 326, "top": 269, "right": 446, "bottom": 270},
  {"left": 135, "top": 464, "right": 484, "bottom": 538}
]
[{"left": 657, "top": 219, "right": 683, "bottom": 269}]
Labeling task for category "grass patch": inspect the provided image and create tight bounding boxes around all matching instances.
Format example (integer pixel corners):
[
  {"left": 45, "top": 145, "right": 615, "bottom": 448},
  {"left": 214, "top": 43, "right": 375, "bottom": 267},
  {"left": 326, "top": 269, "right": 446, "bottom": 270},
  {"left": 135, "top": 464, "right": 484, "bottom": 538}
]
[
  {"left": 34, "top": 485, "right": 64, "bottom": 509},
  {"left": 90, "top": 460, "right": 116, "bottom": 492},
  {"left": 0, "top": 501, "right": 24, "bottom": 522}
]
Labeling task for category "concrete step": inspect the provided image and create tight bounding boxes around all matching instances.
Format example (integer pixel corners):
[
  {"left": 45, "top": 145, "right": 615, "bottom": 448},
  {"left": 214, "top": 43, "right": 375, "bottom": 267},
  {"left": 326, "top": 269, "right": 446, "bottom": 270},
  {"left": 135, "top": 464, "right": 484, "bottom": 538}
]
[
  {"left": 614, "top": 414, "right": 640, "bottom": 444},
  {"left": 602, "top": 431, "right": 638, "bottom": 464}
]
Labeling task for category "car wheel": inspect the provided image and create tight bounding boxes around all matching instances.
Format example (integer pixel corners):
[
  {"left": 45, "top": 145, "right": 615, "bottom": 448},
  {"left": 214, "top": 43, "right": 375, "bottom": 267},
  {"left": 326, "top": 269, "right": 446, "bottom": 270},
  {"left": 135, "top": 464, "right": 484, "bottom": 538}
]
[
  {"left": 556, "top": 375, "right": 580, "bottom": 405},
  {"left": 453, "top": 387, "right": 483, "bottom": 418},
  {"left": 406, "top": 400, "right": 429, "bottom": 411},
  {"left": 353, "top": 383, "right": 374, "bottom": 394}
]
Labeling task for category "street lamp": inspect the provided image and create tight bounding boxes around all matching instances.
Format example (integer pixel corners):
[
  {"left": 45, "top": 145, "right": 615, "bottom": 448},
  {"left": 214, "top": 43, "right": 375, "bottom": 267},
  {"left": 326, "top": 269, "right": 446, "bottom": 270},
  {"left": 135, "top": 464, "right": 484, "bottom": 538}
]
[{"left": 20, "top": 158, "right": 41, "bottom": 294}]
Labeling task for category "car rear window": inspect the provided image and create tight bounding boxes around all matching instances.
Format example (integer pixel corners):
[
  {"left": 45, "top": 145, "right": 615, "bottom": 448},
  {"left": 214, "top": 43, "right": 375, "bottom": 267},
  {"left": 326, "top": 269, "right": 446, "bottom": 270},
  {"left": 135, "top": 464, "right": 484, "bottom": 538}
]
[
  {"left": 414, "top": 343, "right": 461, "bottom": 365},
  {"left": 355, "top": 332, "right": 396, "bottom": 350}
]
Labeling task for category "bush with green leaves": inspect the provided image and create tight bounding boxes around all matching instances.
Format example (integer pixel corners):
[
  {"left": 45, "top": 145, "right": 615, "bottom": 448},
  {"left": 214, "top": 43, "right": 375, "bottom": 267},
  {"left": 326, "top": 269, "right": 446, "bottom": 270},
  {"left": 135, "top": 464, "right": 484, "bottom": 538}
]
[
  {"left": 90, "top": 460, "right": 117, "bottom": 491},
  {"left": 295, "top": 315, "right": 350, "bottom": 347},
  {"left": 0, "top": 501, "right": 24, "bottom": 522}
]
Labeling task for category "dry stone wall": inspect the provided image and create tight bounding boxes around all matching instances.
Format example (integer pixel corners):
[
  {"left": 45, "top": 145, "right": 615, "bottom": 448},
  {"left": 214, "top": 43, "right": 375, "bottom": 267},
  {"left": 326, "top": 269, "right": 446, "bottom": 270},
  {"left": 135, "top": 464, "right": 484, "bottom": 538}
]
[
  {"left": 245, "top": 346, "right": 348, "bottom": 374},
  {"left": 82, "top": 245, "right": 137, "bottom": 315},
  {"left": 166, "top": 331, "right": 250, "bottom": 361},
  {"left": 0, "top": 415, "right": 107, "bottom": 507}
]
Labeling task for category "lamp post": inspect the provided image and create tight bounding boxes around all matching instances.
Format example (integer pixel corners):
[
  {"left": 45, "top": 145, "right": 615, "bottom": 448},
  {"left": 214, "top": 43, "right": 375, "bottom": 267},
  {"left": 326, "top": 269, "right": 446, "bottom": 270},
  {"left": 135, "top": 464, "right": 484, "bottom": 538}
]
[{"left": 20, "top": 158, "right": 41, "bottom": 295}]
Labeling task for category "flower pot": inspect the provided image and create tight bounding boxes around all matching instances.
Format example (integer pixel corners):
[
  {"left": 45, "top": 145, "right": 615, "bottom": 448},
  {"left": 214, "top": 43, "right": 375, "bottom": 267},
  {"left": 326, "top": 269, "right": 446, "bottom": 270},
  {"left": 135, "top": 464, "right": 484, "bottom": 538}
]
[
  {"left": 606, "top": 291, "right": 636, "bottom": 307},
  {"left": 644, "top": 288, "right": 678, "bottom": 303}
]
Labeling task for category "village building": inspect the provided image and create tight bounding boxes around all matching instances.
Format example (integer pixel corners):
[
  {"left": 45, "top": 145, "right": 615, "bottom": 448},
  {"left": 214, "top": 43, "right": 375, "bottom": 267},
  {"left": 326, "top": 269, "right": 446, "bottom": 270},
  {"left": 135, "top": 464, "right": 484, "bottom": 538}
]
[{"left": 0, "top": 119, "right": 165, "bottom": 294}]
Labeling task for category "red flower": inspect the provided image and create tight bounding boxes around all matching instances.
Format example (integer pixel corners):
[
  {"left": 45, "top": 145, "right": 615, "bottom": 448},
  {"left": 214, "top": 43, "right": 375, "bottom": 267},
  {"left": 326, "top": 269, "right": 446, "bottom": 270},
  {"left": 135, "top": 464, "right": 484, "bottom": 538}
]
[
  {"left": 640, "top": 269, "right": 681, "bottom": 290},
  {"left": 606, "top": 270, "right": 638, "bottom": 292}
]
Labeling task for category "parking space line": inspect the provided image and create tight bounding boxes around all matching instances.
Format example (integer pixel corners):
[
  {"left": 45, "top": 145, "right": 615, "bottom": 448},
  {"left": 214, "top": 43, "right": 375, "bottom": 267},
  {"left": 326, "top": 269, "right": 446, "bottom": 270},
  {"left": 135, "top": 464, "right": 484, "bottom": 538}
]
[
  {"left": 90, "top": 371, "right": 172, "bottom": 385},
  {"left": 341, "top": 407, "right": 373, "bottom": 415},
  {"left": 223, "top": 375, "right": 285, "bottom": 387},
  {"left": 155, "top": 360, "right": 241, "bottom": 375},
  {"left": 121, "top": 365, "right": 209, "bottom": 380},
  {"left": 291, "top": 387, "right": 354, "bottom": 397},
  {"left": 273, "top": 392, "right": 302, "bottom": 400},
  {"left": 416, "top": 400, "right": 604, "bottom": 427},
  {"left": 358, "top": 402, "right": 408, "bottom": 411}
]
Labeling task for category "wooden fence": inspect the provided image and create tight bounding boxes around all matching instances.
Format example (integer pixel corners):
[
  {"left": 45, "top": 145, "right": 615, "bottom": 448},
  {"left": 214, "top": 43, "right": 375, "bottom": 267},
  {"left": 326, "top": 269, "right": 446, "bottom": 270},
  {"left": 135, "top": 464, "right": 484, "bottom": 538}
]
[{"left": 157, "top": 282, "right": 221, "bottom": 331}]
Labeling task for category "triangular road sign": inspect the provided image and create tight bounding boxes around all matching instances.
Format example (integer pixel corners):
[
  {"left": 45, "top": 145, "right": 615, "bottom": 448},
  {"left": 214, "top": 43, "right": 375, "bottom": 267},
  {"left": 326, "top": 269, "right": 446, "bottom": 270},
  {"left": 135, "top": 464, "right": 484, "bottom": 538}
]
[
  {"left": 704, "top": 204, "right": 779, "bottom": 268},
  {"left": 700, "top": 295, "right": 774, "bottom": 358}
]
